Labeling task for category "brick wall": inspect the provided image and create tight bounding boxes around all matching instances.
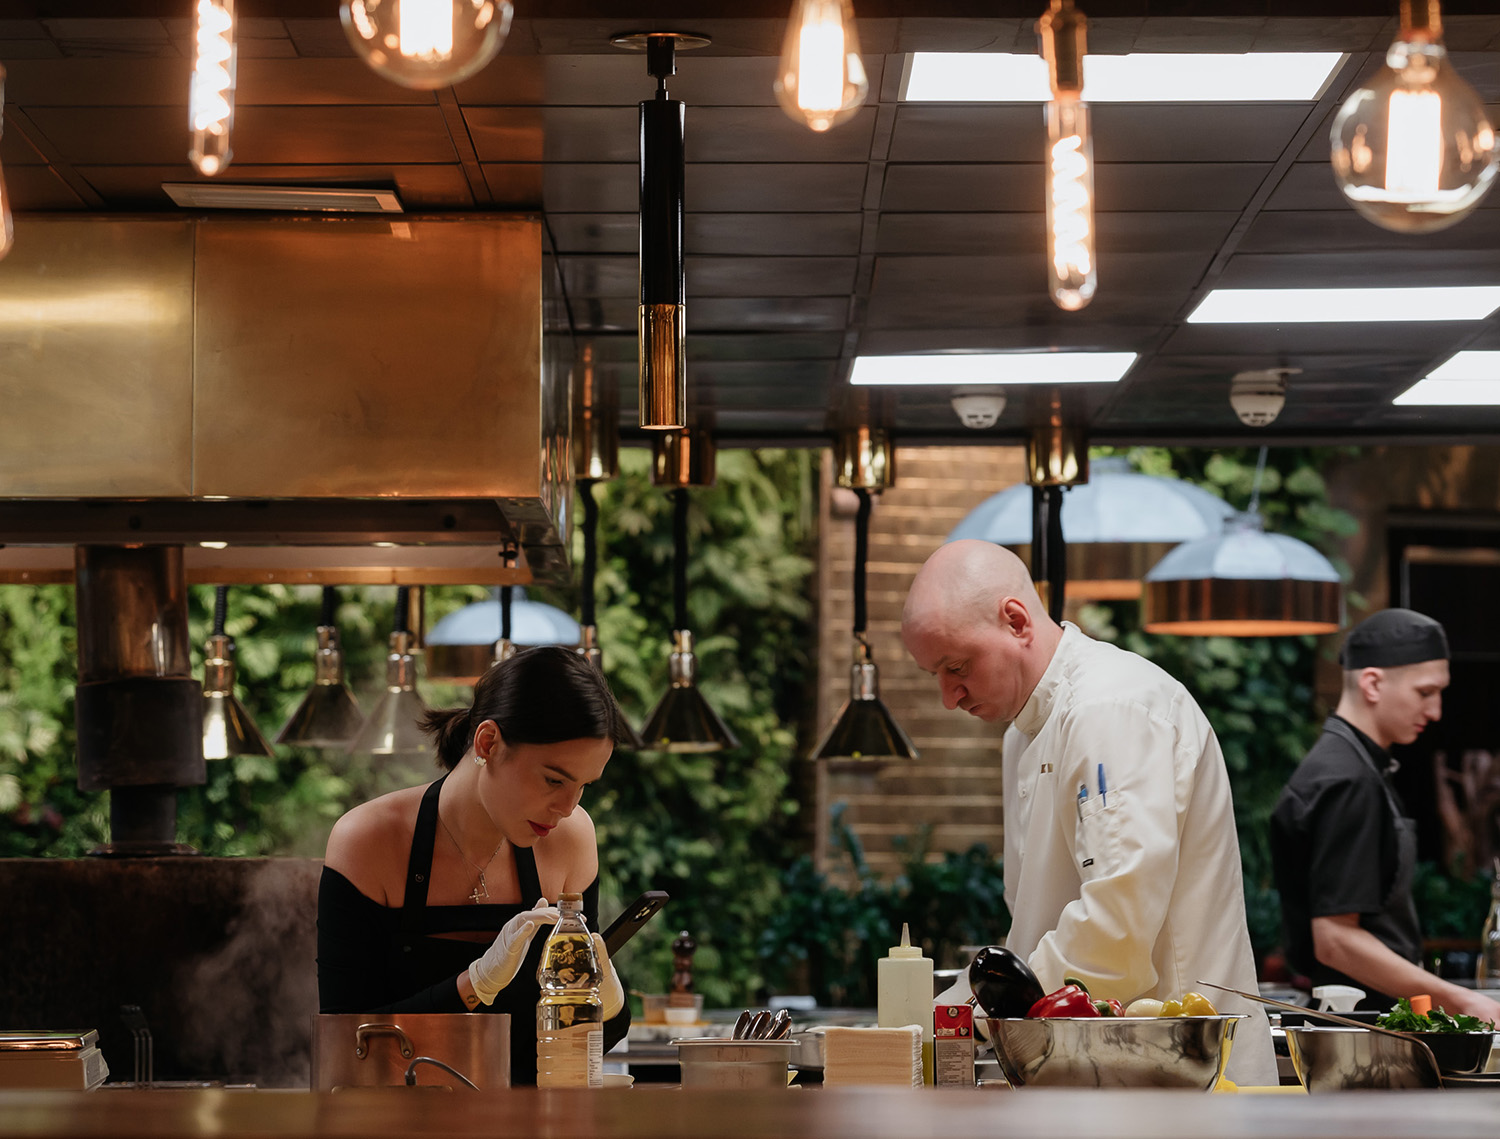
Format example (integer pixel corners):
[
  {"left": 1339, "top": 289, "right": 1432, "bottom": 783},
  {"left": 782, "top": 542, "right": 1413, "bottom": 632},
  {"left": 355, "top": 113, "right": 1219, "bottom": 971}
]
[{"left": 814, "top": 445, "right": 1026, "bottom": 876}]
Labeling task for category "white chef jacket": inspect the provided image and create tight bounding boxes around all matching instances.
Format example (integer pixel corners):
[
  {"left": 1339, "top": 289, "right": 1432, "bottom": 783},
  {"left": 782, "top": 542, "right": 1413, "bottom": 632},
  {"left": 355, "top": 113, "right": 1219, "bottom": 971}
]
[{"left": 1001, "top": 623, "right": 1278, "bottom": 1087}]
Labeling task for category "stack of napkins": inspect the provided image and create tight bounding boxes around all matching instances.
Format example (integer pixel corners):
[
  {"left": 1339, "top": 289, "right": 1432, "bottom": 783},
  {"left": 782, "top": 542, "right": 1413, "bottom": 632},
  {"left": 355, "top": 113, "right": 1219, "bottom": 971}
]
[
  {"left": 822, "top": 1025, "right": 923, "bottom": 1087},
  {"left": 0, "top": 1031, "right": 110, "bottom": 1091}
]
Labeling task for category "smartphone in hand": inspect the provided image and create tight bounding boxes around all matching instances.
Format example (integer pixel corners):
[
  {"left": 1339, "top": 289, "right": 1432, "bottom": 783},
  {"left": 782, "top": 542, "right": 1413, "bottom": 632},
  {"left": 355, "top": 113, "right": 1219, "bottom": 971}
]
[{"left": 601, "top": 890, "right": 669, "bottom": 956}]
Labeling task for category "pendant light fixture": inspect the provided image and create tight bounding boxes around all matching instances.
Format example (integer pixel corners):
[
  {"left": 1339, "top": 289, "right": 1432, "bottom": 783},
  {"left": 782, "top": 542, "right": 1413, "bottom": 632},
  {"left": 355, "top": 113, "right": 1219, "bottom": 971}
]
[
  {"left": 188, "top": 0, "right": 236, "bottom": 176},
  {"left": 275, "top": 587, "right": 365, "bottom": 749},
  {"left": 948, "top": 456, "right": 1235, "bottom": 601},
  {"left": 613, "top": 32, "right": 707, "bottom": 430},
  {"left": 574, "top": 338, "right": 619, "bottom": 672},
  {"left": 1142, "top": 448, "right": 1344, "bottom": 636},
  {"left": 572, "top": 355, "right": 645, "bottom": 748},
  {"left": 774, "top": 0, "right": 868, "bottom": 133},
  {"left": 348, "top": 585, "right": 431, "bottom": 758},
  {"left": 0, "top": 67, "right": 16, "bottom": 260},
  {"left": 1027, "top": 417, "right": 1088, "bottom": 622},
  {"left": 639, "top": 426, "right": 738, "bottom": 753},
  {"left": 1330, "top": 0, "right": 1498, "bottom": 233},
  {"left": 1038, "top": 0, "right": 1096, "bottom": 310},
  {"left": 339, "top": 0, "right": 513, "bottom": 90},
  {"left": 812, "top": 422, "right": 918, "bottom": 768},
  {"left": 201, "top": 585, "right": 273, "bottom": 761}
]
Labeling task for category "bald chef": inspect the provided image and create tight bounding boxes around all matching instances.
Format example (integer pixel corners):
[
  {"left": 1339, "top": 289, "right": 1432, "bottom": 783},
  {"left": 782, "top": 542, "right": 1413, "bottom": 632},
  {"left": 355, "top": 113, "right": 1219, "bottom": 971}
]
[
  {"left": 903, "top": 540, "right": 1276, "bottom": 1087},
  {"left": 1272, "top": 608, "right": 1500, "bottom": 1020}
]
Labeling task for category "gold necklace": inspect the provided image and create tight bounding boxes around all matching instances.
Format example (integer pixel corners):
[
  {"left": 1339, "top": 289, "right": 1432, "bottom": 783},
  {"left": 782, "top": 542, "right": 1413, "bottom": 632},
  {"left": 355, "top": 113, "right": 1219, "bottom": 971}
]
[{"left": 438, "top": 813, "right": 506, "bottom": 904}]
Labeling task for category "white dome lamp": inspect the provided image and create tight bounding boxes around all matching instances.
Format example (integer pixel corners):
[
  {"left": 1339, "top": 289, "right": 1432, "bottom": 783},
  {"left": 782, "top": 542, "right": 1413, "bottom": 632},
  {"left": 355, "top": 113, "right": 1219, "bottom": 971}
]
[
  {"left": 426, "top": 586, "right": 582, "bottom": 686},
  {"left": 1142, "top": 449, "right": 1343, "bottom": 637},
  {"left": 948, "top": 455, "right": 1236, "bottom": 601}
]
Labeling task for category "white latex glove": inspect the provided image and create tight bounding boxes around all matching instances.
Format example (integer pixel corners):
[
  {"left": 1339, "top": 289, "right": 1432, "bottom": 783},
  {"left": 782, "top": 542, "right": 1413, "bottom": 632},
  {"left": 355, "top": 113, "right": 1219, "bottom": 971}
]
[
  {"left": 468, "top": 898, "right": 559, "bottom": 1006},
  {"left": 591, "top": 932, "right": 626, "bottom": 1020}
]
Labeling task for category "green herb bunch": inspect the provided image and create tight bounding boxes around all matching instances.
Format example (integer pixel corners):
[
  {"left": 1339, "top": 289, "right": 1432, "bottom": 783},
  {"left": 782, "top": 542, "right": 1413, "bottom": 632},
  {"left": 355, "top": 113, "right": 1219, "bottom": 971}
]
[{"left": 1376, "top": 998, "right": 1496, "bottom": 1033}]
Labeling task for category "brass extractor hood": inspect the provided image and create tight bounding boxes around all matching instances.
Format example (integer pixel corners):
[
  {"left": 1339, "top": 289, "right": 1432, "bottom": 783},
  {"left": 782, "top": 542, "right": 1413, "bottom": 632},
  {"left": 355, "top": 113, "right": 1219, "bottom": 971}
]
[{"left": 0, "top": 215, "right": 573, "bottom": 585}]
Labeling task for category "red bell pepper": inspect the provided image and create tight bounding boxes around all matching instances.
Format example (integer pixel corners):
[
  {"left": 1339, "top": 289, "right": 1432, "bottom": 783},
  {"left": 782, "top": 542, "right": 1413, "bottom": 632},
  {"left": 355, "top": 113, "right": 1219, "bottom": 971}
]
[
  {"left": 1093, "top": 998, "right": 1125, "bottom": 1017},
  {"left": 1026, "top": 984, "right": 1100, "bottom": 1018}
]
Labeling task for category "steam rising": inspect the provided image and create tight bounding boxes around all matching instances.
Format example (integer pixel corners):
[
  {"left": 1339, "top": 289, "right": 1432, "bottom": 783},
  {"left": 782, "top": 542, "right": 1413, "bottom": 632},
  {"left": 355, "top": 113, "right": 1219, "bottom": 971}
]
[{"left": 177, "top": 860, "right": 321, "bottom": 1087}]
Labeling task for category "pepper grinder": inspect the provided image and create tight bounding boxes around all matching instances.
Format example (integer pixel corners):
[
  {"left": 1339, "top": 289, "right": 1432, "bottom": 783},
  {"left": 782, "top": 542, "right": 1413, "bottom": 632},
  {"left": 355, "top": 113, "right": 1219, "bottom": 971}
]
[{"left": 667, "top": 930, "right": 698, "bottom": 1023}]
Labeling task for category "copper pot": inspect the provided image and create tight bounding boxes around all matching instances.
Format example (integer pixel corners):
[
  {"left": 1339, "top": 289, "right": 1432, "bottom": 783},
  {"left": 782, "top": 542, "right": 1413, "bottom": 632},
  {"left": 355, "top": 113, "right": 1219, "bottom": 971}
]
[{"left": 311, "top": 1014, "right": 511, "bottom": 1091}]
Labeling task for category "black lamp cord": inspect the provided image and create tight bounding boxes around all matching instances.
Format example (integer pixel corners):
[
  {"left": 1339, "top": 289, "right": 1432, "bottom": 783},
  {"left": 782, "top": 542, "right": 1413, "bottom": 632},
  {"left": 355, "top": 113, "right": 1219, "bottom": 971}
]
[
  {"left": 853, "top": 488, "right": 871, "bottom": 641},
  {"left": 393, "top": 585, "right": 410, "bottom": 636},
  {"left": 212, "top": 585, "right": 228, "bottom": 638},
  {"left": 319, "top": 585, "right": 337, "bottom": 629},
  {"left": 500, "top": 585, "right": 513, "bottom": 643},
  {"left": 580, "top": 479, "right": 599, "bottom": 628},
  {"left": 672, "top": 487, "right": 689, "bottom": 632}
]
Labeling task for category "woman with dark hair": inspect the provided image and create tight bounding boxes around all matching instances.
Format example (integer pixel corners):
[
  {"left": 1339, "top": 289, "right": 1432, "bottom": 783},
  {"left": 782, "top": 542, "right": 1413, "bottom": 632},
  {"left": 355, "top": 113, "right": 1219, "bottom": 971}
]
[{"left": 317, "top": 645, "right": 636, "bottom": 1085}]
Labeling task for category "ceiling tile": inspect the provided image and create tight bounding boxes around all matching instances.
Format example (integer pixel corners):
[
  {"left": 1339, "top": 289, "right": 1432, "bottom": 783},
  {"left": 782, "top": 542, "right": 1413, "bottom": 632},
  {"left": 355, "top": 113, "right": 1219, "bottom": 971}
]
[{"left": 874, "top": 210, "right": 1238, "bottom": 254}]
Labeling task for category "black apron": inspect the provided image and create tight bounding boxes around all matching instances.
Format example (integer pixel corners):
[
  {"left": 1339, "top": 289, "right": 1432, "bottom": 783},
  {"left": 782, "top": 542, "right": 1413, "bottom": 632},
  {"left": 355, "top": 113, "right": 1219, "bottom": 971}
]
[
  {"left": 395, "top": 774, "right": 550, "bottom": 1085},
  {"left": 1321, "top": 717, "right": 1422, "bottom": 969}
]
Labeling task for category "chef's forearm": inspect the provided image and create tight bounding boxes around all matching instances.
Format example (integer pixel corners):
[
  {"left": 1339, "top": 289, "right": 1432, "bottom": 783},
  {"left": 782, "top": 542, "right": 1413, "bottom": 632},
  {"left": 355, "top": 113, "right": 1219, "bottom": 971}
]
[{"left": 1311, "top": 915, "right": 1470, "bottom": 1010}]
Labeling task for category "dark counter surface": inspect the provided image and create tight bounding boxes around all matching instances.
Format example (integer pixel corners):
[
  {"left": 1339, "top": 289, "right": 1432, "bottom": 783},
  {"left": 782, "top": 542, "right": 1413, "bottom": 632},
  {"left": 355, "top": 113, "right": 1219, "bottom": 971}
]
[{"left": 1, "top": 1086, "right": 1498, "bottom": 1139}]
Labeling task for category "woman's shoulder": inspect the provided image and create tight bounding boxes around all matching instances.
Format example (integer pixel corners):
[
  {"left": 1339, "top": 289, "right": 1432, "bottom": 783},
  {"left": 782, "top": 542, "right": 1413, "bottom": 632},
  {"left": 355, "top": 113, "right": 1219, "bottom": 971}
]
[
  {"left": 324, "top": 784, "right": 427, "bottom": 904},
  {"left": 536, "top": 806, "right": 598, "bottom": 896}
]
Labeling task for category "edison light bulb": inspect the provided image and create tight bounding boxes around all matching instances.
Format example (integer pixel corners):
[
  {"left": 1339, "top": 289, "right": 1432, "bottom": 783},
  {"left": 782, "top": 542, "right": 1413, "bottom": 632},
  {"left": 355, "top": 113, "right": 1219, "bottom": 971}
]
[
  {"left": 1046, "top": 99, "right": 1096, "bottom": 311},
  {"left": 774, "top": 0, "right": 868, "bottom": 132},
  {"left": 0, "top": 65, "right": 13, "bottom": 259},
  {"left": 339, "top": 0, "right": 513, "bottom": 90},
  {"left": 1039, "top": 0, "right": 1094, "bottom": 311},
  {"left": 1330, "top": 2, "right": 1497, "bottom": 233},
  {"left": 189, "top": 0, "right": 236, "bottom": 176}
]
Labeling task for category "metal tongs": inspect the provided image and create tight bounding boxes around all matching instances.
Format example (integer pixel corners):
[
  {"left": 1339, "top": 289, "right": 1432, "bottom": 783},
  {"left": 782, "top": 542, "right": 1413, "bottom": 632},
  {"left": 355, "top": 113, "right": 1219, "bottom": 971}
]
[
  {"left": 1197, "top": 980, "right": 1444, "bottom": 1082},
  {"left": 731, "top": 1009, "right": 792, "bottom": 1040}
]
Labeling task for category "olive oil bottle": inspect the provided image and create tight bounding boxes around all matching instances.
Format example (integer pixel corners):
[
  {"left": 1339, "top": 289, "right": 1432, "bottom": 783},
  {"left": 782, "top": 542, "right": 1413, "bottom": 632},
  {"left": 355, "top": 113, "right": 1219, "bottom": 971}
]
[{"left": 536, "top": 893, "right": 603, "bottom": 1088}]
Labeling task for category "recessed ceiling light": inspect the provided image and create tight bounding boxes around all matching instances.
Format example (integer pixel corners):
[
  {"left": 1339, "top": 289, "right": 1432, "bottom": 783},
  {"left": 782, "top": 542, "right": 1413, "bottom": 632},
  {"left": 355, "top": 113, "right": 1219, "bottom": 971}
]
[
  {"left": 901, "top": 52, "right": 1343, "bottom": 103},
  {"left": 850, "top": 352, "right": 1137, "bottom": 386},
  {"left": 1394, "top": 351, "right": 1500, "bottom": 405},
  {"left": 162, "top": 183, "right": 404, "bottom": 213},
  {"left": 1187, "top": 287, "right": 1500, "bottom": 324}
]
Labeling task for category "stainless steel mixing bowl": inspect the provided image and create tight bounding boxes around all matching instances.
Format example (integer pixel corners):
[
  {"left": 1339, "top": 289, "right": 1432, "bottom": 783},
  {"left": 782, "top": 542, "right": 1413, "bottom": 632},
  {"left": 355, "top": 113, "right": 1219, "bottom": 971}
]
[
  {"left": 985, "top": 1015, "right": 1244, "bottom": 1089},
  {"left": 1284, "top": 1025, "right": 1496, "bottom": 1091}
]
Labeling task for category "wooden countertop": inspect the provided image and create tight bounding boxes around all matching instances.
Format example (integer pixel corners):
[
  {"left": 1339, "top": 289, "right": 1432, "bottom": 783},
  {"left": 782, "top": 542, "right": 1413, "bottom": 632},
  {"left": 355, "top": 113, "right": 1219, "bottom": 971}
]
[{"left": 1, "top": 1086, "right": 1498, "bottom": 1139}]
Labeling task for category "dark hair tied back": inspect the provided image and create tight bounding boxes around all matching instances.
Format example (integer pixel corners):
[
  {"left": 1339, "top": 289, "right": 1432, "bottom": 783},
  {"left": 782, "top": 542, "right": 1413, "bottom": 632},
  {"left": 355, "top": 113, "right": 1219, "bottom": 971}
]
[{"left": 419, "top": 645, "right": 632, "bottom": 770}]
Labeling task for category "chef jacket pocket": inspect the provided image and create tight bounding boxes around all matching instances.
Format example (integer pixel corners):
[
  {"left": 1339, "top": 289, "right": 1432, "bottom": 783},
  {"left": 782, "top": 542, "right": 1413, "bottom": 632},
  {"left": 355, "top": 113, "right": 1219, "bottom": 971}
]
[{"left": 1075, "top": 794, "right": 1121, "bottom": 881}]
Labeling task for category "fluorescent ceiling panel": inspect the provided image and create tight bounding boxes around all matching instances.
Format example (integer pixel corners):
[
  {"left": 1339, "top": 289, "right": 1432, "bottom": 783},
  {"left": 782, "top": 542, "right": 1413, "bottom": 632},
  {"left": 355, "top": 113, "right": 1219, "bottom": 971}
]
[
  {"left": 902, "top": 52, "right": 1343, "bottom": 102},
  {"left": 1187, "top": 287, "right": 1500, "bottom": 324},
  {"left": 1393, "top": 379, "right": 1500, "bottom": 405},
  {"left": 1394, "top": 351, "right": 1500, "bottom": 404},
  {"left": 162, "top": 183, "right": 403, "bottom": 213},
  {"left": 850, "top": 352, "right": 1136, "bottom": 386}
]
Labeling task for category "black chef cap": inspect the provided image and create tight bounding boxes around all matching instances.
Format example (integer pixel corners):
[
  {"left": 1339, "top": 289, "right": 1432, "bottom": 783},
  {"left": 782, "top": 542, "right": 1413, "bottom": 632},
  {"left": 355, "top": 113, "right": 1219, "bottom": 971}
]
[{"left": 1339, "top": 608, "right": 1450, "bottom": 670}]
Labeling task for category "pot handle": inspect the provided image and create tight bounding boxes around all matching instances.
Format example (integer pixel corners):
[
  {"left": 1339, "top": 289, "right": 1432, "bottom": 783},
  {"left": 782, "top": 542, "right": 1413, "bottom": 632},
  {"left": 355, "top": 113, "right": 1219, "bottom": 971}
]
[{"left": 354, "top": 1023, "right": 415, "bottom": 1060}]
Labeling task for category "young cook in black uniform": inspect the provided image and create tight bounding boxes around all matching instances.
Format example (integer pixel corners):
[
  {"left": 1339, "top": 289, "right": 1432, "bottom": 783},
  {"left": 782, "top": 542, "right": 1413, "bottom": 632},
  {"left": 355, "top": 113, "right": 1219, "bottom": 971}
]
[
  {"left": 317, "top": 646, "right": 635, "bottom": 1084},
  {"left": 1271, "top": 609, "right": 1498, "bottom": 1020}
]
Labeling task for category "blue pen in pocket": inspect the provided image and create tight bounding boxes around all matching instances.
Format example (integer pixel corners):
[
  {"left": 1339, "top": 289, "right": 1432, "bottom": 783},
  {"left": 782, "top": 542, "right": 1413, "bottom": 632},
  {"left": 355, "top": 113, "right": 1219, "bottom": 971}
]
[{"left": 1097, "top": 763, "right": 1107, "bottom": 808}]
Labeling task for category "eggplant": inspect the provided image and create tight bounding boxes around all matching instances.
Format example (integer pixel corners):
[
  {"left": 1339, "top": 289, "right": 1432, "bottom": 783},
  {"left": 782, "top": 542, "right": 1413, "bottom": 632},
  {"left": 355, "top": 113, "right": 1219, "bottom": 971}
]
[{"left": 968, "top": 945, "right": 1045, "bottom": 1019}]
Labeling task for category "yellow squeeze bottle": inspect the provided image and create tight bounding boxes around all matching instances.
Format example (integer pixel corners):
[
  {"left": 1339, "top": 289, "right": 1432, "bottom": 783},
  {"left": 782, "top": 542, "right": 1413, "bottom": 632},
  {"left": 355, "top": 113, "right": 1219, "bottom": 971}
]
[{"left": 877, "top": 922, "right": 934, "bottom": 1085}]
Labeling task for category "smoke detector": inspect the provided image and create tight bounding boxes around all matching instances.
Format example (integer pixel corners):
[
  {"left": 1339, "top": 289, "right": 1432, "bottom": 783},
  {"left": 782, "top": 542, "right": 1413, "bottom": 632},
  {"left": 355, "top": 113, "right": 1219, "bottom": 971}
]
[
  {"left": 951, "top": 386, "right": 1006, "bottom": 429},
  {"left": 1229, "top": 367, "right": 1299, "bottom": 427}
]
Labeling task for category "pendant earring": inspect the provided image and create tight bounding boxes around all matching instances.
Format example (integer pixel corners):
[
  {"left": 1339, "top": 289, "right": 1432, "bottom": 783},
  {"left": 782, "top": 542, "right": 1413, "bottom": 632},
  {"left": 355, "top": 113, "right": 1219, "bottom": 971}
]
[{"left": 473, "top": 753, "right": 486, "bottom": 767}]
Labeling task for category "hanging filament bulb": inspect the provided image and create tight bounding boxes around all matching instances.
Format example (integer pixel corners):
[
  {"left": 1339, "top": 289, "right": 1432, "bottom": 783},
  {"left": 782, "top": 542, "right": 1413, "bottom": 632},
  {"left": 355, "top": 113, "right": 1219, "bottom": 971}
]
[
  {"left": 1038, "top": 0, "right": 1095, "bottom": 312},
  {"left": 774, "top": 0, "right": 868, "bottom": 132},
  {"left": 0, "top": 66, "right": 14, "bottom": 259},
  {"left": 189, "top": 0, "right": 236, "bottom": 177},
  {"left": 1331, "top": 0, "right": 1497, "bottom": 233},
  {"left": 340, "top": 0, "right": 513, "bottom": 90}
]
